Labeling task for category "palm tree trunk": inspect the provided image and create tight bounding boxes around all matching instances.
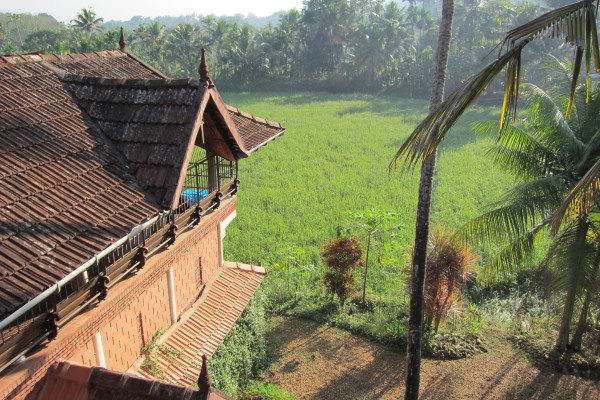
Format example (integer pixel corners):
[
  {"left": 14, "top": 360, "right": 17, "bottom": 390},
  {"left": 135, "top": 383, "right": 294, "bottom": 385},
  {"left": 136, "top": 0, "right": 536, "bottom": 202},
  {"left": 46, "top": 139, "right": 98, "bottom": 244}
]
[
  {"left": 404, "top": 0, "right": 454, "bottom": 399},
  {"left": 570, "top": 248, "right": 599, "bottom": 351},
  {"left": 362, "top": 231, "right": 371, "bottom": 304},
  {"left": 556, "top": 282, "right": 577, "bottom": 353},
  {"left": 556, "top": 220, "right": 589, "bottom": 353}
]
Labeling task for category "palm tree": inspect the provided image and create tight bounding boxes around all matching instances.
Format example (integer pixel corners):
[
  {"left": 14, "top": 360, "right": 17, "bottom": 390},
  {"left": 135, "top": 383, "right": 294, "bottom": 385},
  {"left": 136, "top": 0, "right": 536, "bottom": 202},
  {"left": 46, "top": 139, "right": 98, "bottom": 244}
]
[
  {"left": 404, "top": 0, "right": 455, "bottom": 398},
  {"left": 70, "top": 8, "right": 104, "bottom": 35},
  {"left": 395, "top": 1, "right": 599, "bottom": 397},
  {"left": 7, "top": 14, "right": 23, "bottom": 49},
  {"left": 463, "top": 82, "right": 600, "bottom": 352},
  {"left": 168, "top": 23, "right": 202, "bottom": 77}
]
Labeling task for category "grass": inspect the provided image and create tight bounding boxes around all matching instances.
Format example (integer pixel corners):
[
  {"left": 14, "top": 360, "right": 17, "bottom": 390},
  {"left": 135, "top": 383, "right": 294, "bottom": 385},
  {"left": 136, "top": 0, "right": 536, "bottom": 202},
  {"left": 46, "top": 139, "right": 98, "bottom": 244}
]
[{"left": 221, "top": 91, "right": 514, "bottom": 303}]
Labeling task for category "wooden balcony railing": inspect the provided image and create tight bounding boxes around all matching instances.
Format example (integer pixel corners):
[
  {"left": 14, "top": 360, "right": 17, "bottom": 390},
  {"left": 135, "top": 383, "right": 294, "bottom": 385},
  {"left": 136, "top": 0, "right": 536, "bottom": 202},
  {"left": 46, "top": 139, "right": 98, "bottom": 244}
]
[{"left": 0, "top": 159, "right": 238, "bottom": 373}]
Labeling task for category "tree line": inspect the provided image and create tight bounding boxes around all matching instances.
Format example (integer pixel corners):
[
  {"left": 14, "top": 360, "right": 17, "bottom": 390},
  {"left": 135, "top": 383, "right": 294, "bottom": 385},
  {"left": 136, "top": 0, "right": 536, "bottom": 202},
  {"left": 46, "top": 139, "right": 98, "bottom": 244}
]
[{"left": 1, "top": 0, "right": 558, "bottom": 94}]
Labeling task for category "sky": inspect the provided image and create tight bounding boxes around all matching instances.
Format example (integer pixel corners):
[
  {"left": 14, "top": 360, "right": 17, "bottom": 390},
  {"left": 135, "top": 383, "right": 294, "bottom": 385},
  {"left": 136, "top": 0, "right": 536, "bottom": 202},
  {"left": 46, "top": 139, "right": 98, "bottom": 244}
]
[{"left": 2, "top": 0, "right": 305, "bottom": 24}]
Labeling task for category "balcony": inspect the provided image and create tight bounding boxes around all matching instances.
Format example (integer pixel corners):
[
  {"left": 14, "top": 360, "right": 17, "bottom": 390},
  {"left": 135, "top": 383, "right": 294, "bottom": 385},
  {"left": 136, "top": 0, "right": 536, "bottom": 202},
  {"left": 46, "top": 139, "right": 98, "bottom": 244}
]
[{"left": 0, "top": 152, "right": 238, "bottom": 373}]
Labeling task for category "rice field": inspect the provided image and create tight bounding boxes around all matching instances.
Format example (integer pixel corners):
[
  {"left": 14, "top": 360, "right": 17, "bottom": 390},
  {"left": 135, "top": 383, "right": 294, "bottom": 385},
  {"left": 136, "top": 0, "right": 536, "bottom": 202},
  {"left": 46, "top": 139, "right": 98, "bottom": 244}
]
[{"left": 220, "top": 91, "right": 513, "bottom": 301}]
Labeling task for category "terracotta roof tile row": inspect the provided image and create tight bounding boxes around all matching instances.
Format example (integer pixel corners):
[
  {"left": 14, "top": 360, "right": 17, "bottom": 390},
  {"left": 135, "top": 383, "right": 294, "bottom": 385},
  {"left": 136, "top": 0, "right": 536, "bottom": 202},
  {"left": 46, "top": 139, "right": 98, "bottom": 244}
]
[
  {"left": 33, "top": 360, "right": 234, "bottom": 400},
  {"left": 0, "top": 50, "right": 163, "bottom": 80},
  {"left": 136, "top": 263, "right": 266, "bottom": 386}
]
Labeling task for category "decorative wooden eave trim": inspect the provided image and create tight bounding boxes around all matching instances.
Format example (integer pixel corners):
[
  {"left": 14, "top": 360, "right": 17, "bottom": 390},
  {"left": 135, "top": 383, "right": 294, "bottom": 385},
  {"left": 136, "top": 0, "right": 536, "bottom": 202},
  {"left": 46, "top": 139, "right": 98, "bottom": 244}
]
[
  {"left": 207, "top": 87, "right": 250, "bottom": 159},
  {"left": 168, "top": 88, "right": 210, "bottom": 210}
]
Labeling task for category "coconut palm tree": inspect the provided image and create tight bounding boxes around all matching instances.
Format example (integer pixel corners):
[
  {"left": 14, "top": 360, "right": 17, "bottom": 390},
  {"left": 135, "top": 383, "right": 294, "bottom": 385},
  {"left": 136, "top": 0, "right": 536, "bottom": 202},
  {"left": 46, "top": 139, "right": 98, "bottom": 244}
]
[
  {"left": 70, "top": 8, "right": 104, "bottom": 35},
  {"left": 396, "top": 1, "right": 599, "bottom": 397},
  {"left": 7, "top": 14, "right": 23, "bottom": 48},
  {"left": 404, "top": 0, "right": 455, "bottom": 398},
  {"left": 463, "top": 82, "right": 600, "bottom": 352},
  {"left": 168, "top": 23, "right": 202, "bottom": 77}
]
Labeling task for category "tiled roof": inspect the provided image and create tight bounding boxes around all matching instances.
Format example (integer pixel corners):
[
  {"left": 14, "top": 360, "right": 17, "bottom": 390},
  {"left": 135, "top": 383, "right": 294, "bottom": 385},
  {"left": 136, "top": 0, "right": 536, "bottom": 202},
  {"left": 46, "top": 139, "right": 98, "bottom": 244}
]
[
  {"left": 0, "top": 60, "right": 158, "bottom": 317},
  {"left": 33, "top": 360, "right": 234, "bottom": 400},
  {"left": 226, "top": 105, "right": 285, "bottom": 152},
  {"left": 0, "top": 49, "right": 283, "bottom": 319},
  {"left": 136, "top": 262, "right": 266, "bottom": 386},
  {"left": 62, "top": 75, "right": 205, "bottom": 208}
]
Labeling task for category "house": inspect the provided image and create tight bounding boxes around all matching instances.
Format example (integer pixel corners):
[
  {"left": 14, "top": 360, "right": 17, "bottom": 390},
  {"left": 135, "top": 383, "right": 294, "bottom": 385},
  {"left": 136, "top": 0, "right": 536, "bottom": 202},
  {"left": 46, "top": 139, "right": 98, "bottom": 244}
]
[{"left": 0, "top": 32, "right": 284, "bottom": 399}]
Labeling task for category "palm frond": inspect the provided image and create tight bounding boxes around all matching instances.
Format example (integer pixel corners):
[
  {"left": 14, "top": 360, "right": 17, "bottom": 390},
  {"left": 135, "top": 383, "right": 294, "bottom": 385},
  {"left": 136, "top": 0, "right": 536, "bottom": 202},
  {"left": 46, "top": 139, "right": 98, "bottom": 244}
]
[
  {"left": 552, "top": 157, "right": 600, "bottom": 233},
  {"left": 543, "top": 220, "right": 593, "bottom": 293},
  {"left": 479, "top": 220, "right": 547, "bottom": 282},
  {"left": 488, "top": 146, "right": 549, "bottom": 179},
  {"left": 522, "top": 84, "right": 583, "bottom": 153},
  {"left": 501, "top": 0, "right": 595, "bottom": 53},
  {"left": 566, "top": 47, "right": 582, "bottom": 117},
  {"left": 460, "top": 176, "right": 563, "bottom": 245},
  {"left": 390, "top": 43, "right": 527, "bottom": 171}
]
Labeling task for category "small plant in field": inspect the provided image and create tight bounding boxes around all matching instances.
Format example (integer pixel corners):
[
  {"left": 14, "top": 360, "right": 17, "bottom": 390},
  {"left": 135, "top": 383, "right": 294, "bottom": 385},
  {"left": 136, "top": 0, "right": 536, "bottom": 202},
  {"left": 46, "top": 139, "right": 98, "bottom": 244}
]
[
  {"left": 348, "top": 209, "right": 400, "bottom": 303},
  {"left": 408, "top": 225, "right": 478, "bottom": 333},
  {"left": 321, "top": 235, "right": 363, "bottom": 307}
]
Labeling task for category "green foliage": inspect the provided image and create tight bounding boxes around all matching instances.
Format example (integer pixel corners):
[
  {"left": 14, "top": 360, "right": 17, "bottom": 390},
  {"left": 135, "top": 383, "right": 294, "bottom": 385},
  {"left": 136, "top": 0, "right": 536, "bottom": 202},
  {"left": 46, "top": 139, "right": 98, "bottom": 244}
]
[
  {"left": 0, "top": 0, "right": 554, "bottom": 94},
  {"left": 210, "top": 290, "right": 268, "bottom": 397},
  {"left": 239, "top": 381, "right": 296, "bottom": 400},
  {"left": 321, "top": 235, "right": 363, "bottom": 306},
  {"left": 140, "top": 329, "right": 181, "bottom": 380}
]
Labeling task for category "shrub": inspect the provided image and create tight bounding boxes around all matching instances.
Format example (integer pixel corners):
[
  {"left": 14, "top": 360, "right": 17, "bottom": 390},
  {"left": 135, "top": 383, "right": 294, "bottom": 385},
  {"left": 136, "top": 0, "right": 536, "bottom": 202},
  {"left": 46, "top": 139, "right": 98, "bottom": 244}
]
[
  {"left": 209, "top": 290, "right": 268, "bottom": 397},
  {"left": 321, "top": 235, "right": 363, "bottom": 307},
  {"left": 408, "top": 225, "right": 478, "bottom": 333},
  {"left": 239, "top": 381, "right": 296, "bottom": 400}
]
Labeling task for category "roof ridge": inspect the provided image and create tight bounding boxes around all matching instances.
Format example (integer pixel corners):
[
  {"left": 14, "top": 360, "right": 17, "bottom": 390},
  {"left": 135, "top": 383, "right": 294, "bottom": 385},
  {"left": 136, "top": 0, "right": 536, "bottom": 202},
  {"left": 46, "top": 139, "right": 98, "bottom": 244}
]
[
  {"left": 61, "top": 74, "right": 199, "bottom": 88},
  {"left": 0, "top": 50, "right": 126, "bottom": 67}
]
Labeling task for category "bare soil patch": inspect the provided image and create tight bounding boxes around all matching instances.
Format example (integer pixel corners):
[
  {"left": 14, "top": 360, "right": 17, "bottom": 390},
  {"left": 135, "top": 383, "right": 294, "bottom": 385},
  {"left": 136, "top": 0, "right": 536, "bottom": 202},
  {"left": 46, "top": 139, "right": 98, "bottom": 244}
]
[{"left": 264, "top": 316, "right": 600, "bottom": 400}]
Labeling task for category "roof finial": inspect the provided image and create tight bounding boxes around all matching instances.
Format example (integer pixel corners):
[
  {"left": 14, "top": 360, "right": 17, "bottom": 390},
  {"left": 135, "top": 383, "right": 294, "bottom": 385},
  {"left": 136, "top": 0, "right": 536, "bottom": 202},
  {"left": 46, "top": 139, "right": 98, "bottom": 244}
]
[
  {"left": 197, "top": 354, "right": 213, "bottom": 396},
  {"left": 119, "top": 27, "right": 127, "bottom": 51},
  {"left": 198, "top": 48, "right": 212, "bottom": 87}
]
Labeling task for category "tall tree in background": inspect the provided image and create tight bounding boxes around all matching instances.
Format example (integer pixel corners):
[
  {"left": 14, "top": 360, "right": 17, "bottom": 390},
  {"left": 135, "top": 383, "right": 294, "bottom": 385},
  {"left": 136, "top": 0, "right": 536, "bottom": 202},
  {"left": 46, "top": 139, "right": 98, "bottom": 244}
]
[
  {"left": 70, "top": 8, "right": 104, "bottom": 35},
  {"left": 403, "top": 0, "right": 454, "bottom": 398},
  {"left": 7, "top": 14, "right": 23, "bottom": 48}
]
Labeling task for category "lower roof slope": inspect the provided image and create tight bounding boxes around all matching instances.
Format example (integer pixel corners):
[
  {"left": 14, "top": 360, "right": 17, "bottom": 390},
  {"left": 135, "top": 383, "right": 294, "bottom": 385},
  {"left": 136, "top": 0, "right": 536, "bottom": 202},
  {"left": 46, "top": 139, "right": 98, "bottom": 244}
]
[
  {"left": 33, "top": 360, "right": 233, "bottom": 400},
  {"left": 135, "top": 262, "right": 266, "bottom": 386}
]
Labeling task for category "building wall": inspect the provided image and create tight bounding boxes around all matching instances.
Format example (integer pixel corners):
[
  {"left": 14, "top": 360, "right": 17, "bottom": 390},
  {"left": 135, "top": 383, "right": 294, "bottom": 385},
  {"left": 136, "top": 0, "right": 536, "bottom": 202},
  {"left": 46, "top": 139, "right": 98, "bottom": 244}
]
[{"left": 0, "top": 198, "right": 236, "bottom": 400}]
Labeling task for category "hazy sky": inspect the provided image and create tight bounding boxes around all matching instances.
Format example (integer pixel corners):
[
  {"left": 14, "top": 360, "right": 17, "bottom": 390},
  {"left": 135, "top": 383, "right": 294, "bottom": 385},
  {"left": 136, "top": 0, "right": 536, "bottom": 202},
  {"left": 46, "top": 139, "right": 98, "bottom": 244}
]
[{"left": 2, "top": 0, "right": 305, "bottom": 23}]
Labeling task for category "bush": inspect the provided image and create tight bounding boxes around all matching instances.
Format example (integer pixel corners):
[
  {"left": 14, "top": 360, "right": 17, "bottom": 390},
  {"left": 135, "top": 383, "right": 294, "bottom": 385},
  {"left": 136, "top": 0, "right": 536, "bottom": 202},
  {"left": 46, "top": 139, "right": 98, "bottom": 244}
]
[
  {"left": 209, "top": 290, "right": 268, "bottom": 397},
  {"left": 239, "top": 381, "right": 296, "bottom": 400},
  {"left": 321, "top": 235, "right": 363, "bottom": 307}
]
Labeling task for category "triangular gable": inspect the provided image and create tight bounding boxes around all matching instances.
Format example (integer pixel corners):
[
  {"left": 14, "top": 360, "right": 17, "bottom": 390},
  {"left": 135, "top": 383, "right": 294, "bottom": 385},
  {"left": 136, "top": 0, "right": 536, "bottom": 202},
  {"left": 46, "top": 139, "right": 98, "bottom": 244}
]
[
  {"left": 169, "top": 87, "right": 250, "bottom": 209},
  {"left": 60, "top": 74, "right": 206, "bottom": 209}
]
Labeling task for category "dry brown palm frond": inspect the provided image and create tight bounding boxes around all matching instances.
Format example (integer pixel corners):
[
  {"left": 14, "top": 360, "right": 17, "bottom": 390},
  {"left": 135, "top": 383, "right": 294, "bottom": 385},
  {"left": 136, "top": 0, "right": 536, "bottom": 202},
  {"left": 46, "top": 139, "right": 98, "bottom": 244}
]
[
  {"left": 552, "top": 157, "right": 600, "bottom": 233},
  {"left": 407, "top": 225, "right": 479, "bottom": 333}
]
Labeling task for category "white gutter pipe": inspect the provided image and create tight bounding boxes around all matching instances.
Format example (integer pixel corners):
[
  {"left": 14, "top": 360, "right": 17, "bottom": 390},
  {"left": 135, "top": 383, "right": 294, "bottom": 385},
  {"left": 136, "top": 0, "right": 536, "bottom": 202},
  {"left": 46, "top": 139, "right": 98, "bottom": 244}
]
[{"left": 0, "top": 211, "right": 170, "bottom": 331}]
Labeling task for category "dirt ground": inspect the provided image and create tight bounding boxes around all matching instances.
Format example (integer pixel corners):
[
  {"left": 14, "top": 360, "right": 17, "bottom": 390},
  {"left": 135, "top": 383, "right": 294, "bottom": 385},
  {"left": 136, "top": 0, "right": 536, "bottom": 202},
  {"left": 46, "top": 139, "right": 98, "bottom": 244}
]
[{"left": 263, "top": 317, "right": 600, "bottom": 400}]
